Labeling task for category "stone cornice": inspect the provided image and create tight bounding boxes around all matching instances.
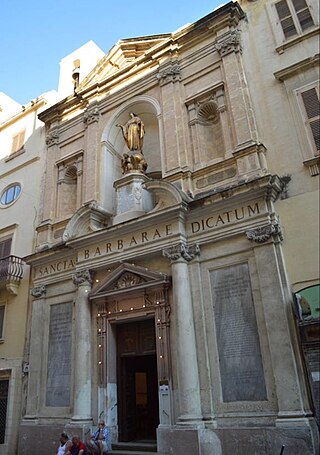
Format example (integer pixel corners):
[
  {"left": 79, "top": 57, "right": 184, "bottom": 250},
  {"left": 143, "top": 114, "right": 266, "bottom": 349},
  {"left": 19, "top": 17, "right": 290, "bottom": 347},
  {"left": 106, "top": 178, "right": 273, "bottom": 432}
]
[
  {"left": 189, "top": 174, "right": 284, "bottom": 211},
  {"left": 274, "top": 54, "right": 319, "bottom": 81},
  {"left": 174, "top": 2, "right": 245, "bottom": 43},
  {"left": 0, "top": 98, "right": 47, "bottom": 131},
  {"left": 0, "top": 157, "right": 40, "bottom": 179},
  {"left": 37, "top": 2, "right": 245, "bottom": 124}
]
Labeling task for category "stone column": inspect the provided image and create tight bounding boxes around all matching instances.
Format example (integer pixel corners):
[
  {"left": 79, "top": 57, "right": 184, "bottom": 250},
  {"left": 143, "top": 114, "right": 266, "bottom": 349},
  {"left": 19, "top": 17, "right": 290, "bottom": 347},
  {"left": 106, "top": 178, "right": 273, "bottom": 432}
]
[
  {"left": 163, "top": 242, "right": 202, "bottom": 424},
  {"left": 71, "top": 270, "right": 93, "bottom": 423}
]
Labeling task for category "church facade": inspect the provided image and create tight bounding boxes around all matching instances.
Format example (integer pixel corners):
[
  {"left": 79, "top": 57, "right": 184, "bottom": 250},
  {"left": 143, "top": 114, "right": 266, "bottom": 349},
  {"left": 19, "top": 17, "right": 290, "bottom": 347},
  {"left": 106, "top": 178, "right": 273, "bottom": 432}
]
[{"left": 18, "top": 1, "right": 319, "bottom": 454}]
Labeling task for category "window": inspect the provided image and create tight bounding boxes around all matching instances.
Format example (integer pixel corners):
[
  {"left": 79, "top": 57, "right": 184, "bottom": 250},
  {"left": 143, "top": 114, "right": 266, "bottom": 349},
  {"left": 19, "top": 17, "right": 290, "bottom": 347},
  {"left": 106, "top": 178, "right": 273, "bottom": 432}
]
[
  {"left": 0, "top": 239, "right": 11, "bottom": 260},
  {"left": 0, "top": 306, "right": 5, "bottom": 340},
  {"left": 297, "top": 83, "right": 320, "bottom": 156},
  {"left": 274, "top": 0, "right": 315, "bottom": 39},
  {"left": 0, "top": 378, "right": 9, "bottom": 443},
  {"left": 0, "top": 239, "right": 12, "bottom": 282},
  {"left": 0, "top": 184, "right": 21, "bottom": 206},
  {"left": 11, "top": 130, "right": 25, "bottom": 154},
  {"left": 300, "top": 86, "right": 320, "bottom": 153}
]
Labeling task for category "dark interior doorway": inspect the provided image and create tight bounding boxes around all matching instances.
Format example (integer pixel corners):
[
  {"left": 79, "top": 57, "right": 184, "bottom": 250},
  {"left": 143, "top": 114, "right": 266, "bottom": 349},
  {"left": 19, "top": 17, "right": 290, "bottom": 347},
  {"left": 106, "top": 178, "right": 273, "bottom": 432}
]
[{"left": 117, "top": 319, "right": 159, "bottom": 442}]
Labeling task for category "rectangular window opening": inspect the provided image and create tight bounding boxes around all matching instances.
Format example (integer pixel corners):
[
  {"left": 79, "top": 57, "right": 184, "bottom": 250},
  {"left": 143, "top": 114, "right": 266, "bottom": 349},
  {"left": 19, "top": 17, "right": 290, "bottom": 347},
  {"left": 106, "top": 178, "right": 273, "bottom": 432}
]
[
  {"left": 301, "top": 87, "right": 320, "bottom": 153},
  {"left": 0, "top": 379, "right": 9, "bottom": 444},
  {"left": 11, "top": 130, "right": 25, "bottom": 154},
  {"left": 275, "top": 0, "right": 314, "bottom": 39},
  {"left": 0, "top": 307, "right": 5, "bottom": 340}
]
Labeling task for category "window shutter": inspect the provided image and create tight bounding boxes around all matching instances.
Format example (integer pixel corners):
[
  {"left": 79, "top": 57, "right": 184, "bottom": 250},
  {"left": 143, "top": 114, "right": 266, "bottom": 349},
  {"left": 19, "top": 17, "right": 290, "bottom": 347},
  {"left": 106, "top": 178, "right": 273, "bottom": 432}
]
[
  {"left": 0, "top": 239, "right": 12, "bottom": 259},
  {"left": 11, "top": 130, "right": 25, "bottom": 153},
  {"left": 275, "top": 0, "right": 298, "bottom": 38},
  {"left": 301, "top": 88, "right": 320, "bottom": 153},
  {"left": 0, "top": 306, "right": 5, "bottom": 339},
  {"left": 292, "top": 0, "right": 314, "bottom": 31}
]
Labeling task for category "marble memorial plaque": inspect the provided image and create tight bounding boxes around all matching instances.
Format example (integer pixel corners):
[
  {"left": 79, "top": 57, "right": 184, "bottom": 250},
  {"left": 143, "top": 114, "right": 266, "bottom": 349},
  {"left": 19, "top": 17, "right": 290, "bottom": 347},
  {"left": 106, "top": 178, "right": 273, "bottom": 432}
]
[
  {"left": 211, "top": 263, "right": 267, "bottom": 402},
  {"left": 46, "top": 302, "right": 72, "bottom": 407}
]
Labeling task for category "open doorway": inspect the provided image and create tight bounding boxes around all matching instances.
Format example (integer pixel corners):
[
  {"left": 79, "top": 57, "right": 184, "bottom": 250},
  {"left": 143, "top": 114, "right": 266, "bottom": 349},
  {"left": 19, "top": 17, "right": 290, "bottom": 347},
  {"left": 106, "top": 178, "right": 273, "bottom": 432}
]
[{"left": 117, "top": 319, "right": 159, "bottom": 442}]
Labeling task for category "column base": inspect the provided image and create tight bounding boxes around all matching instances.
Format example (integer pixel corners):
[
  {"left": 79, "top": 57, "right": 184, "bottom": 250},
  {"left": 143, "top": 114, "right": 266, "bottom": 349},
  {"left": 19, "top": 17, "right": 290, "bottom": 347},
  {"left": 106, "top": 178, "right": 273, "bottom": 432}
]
[
  {"left": 21, "top": 415, "right": 39, "bottom": 423},
  {"left": 71, "top": 415, "right": 93, "bottom": 425},
  {"left": 177, "top": 415, "right": 205, "bottom": 428}
]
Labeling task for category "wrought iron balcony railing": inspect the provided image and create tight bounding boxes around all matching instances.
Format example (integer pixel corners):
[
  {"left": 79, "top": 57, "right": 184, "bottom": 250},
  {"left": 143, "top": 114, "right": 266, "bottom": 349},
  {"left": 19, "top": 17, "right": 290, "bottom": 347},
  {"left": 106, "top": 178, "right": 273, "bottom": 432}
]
[{"left": 0, "top": 255, "right": 24, "bottom": 282}]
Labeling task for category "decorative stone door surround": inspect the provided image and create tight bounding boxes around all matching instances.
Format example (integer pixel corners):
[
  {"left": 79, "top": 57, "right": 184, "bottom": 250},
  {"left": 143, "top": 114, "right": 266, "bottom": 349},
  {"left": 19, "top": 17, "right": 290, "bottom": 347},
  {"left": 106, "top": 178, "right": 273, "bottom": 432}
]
[{"left": 89, "top": 263, "right": 172, "bottom": 430}]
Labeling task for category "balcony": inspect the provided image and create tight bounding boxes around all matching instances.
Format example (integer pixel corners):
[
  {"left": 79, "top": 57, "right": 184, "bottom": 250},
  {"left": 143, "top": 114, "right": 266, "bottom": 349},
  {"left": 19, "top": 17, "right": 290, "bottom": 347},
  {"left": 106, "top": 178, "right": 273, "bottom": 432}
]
[{"left": 0, "top": 255, "right": 24, "bottom": 295}]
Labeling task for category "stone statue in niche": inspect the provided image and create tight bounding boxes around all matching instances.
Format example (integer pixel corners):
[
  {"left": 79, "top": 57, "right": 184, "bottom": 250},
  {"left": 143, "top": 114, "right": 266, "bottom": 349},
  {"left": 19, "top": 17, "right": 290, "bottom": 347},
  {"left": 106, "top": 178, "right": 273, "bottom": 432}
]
[{"left": 117, "top": 113, "right": 148, "bottom": 174}]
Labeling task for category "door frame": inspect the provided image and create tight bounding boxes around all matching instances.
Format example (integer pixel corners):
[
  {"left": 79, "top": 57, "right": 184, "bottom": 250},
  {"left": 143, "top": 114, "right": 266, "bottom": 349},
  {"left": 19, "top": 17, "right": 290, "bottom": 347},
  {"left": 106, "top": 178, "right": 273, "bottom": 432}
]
[
  {"left": 90, "top": 263, "right": 173, "bottom": 441},
  {"left": 117, "top": 318, "right": 159, "bottom": 441}
]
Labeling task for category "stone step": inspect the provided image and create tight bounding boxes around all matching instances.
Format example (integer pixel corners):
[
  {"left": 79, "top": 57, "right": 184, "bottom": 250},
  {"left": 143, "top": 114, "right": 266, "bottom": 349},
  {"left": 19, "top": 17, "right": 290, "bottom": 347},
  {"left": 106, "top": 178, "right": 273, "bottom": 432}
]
[
  {"left": 109, "top": 451, "right": 160, "bottom": 455},
  {"left": 111, "top": 442, "right": 157, "bottom": 452}
]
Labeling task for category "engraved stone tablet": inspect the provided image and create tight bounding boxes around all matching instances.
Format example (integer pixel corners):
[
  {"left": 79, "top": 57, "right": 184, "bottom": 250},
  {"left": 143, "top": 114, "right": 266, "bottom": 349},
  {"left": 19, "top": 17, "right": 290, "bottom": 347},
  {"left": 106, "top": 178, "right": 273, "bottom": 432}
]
[
  {"left": 211, "top": 263, "right": 267, "bottom": 402},
  {"left": 46, "top": 302, "right": 72, "bottom": 406}
]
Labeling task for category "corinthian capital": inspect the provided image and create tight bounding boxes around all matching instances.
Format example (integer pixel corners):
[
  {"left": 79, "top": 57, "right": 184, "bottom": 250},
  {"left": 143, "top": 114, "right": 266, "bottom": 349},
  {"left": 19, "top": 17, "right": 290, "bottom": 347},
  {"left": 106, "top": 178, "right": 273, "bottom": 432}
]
[
  {"left": 83, "top": 107, "right": 100, "bottom": 125},
  {"left": 72, "top": 270, "right": 94, "bottom": 286},
  {"left": 31, "top": 285, "right": 46, "bottom": 298},
  {"left": 157, "top": 62, "right": 181, "bottom": 86},
  {"left": 163, "top": 242, "right": 200, "bottom": 262},
  {"left": 215, "top": 30, "right": 242, "bottom": 57},
  {"left": 46, "top": 129, "right": 59, "bottom": 147},
  {"left": 246, "top": 222, "right": 283, "bottom": 243}
]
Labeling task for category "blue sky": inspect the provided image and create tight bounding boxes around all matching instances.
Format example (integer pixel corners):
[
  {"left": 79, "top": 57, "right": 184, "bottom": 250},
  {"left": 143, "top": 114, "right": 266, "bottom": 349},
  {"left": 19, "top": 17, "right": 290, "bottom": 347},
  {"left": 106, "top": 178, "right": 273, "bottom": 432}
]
[{"left": 1, "top": 0, "right": 224, "bottom": 105}]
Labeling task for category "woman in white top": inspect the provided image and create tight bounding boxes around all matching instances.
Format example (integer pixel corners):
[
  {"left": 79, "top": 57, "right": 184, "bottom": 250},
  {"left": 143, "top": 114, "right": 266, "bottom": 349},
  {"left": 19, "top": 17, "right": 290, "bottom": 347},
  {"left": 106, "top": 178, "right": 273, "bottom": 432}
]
[{"left": 57, "top": 432, "right": 72, "bottom": 455}]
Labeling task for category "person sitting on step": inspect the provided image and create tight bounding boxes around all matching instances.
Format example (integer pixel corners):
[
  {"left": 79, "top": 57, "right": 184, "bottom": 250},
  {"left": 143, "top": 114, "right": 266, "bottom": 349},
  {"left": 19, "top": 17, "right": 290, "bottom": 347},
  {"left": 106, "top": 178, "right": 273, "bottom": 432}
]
[{"left": 86, "top": 420, "right": 110, "bottom": 455}]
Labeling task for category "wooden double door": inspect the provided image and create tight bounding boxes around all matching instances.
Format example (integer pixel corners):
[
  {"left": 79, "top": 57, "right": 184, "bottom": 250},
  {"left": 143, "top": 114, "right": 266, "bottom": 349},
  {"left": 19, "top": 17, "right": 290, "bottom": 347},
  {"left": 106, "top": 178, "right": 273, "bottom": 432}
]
[{"left": 117, "top": 319, "right": 159, "bottom": 442}]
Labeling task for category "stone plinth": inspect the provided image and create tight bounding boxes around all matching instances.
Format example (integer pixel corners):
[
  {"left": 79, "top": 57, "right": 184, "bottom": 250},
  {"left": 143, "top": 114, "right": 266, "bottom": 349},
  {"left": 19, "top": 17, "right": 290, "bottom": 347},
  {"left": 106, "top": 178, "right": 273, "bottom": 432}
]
[{"left": 113, "top": 172, "right": 153, "bottom": 224}]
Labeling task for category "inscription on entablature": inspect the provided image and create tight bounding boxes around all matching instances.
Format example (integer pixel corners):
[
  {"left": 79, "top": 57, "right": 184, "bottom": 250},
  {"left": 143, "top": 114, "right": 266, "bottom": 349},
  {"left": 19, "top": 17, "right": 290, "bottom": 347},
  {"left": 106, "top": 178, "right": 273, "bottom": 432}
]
[
  {"left": 34, "top": 201, "right": 262, "bottom": 277},
  {"left": 36, "top": 257, "right": 77, "bottom": 279},
  {"left": 188, "top": 202, "right": 260, "bottom": 235}
]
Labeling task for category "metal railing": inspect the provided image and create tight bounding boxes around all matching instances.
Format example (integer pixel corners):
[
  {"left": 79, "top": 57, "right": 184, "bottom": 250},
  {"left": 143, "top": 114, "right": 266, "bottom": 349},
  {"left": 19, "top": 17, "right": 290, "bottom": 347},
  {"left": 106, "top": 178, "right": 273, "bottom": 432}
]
[{"left": 0, "top": 255, "right": 24, "bottom": 282}]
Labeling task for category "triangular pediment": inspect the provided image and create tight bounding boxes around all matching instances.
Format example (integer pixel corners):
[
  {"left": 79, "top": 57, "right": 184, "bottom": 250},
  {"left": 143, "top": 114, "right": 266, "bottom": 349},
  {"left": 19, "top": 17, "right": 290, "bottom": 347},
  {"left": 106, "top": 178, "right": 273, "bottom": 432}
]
[
  {"left": 79, "top": 34, "right": 170, "bottom": 90},
  {"left": 90, "top": 263, "right": 169, "bottom": 300}
]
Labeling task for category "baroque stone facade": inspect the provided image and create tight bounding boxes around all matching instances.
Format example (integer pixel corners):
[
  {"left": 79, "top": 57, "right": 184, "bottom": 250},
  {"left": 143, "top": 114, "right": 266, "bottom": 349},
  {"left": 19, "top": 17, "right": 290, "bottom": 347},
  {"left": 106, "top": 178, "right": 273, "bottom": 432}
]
[{"left": 16, "top": 1, "right": 320, "bottom": 454}]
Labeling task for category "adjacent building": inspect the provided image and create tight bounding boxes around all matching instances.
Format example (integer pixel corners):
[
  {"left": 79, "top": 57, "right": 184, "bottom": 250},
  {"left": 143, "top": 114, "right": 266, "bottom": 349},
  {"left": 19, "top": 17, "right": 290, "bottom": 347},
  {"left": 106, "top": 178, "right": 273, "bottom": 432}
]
[
  {"left": 0, "top": 41, "right": 104, "bottom": 454},
  {"left": 4, "top": 1, "right": 317, "bottom": 454},
  {"left": 0, "top": 91, "right": 56, "bottom": 454}
]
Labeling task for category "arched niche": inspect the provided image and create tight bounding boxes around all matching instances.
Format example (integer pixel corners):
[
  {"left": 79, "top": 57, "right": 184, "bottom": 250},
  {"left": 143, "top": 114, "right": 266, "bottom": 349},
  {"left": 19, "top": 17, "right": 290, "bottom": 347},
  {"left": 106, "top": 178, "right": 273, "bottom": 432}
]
[{"left": 100, "top": 96, "right": 162, "bottom": 214}]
